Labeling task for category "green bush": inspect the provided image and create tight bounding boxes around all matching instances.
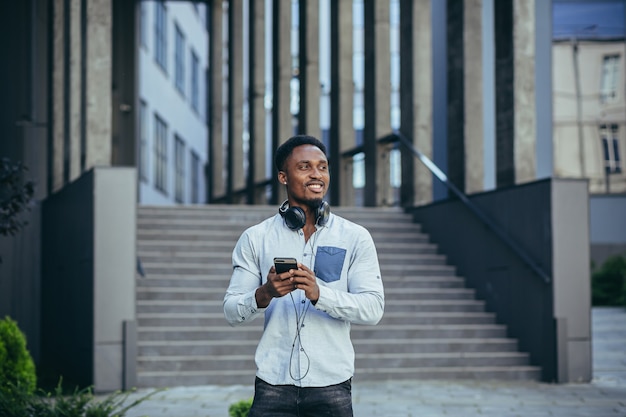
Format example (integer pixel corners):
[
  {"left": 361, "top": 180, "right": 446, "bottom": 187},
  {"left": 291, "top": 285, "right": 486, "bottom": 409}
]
[
  {"left": 228, "top": 397, "right": 253, "bottom": 417},
  {"left": 0, "top": 316, "right": 37, "bottom": 397},
  {"left": 0, "top": 378, "right": 161, "bottom": 417},
  {"left": 592, "top": 254, "right": 626, "bottom": 307}
]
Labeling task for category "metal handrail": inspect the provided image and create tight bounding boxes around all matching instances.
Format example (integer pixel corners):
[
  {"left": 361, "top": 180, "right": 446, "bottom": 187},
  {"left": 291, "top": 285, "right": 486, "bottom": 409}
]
[{"left": 387, "top": 130, "right": 551, "bottom": 284}]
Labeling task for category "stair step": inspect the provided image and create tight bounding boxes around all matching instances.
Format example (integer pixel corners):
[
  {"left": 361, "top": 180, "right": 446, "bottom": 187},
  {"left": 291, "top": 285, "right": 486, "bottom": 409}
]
[
  {"left": 354, "top": 366, "right": 542, "bottom": 381},
  {"left": 137, "top": 251, "right": 448, "bottom": 265},
  {"left": 137, "top": 324, "right": 508, "bottom": 341},
  {"left": 135, "top": 287, "right": 475, "bottom": 302},
  {"left": 135, "top": 299, "right": 488, "bottom": 314},
  {"left": 137, "top": 240, "right": 440, "bottom": 255},
  {"left": 135, "top": 365, "right": 542, "bottom": 388},
  {"left": 136, "top": 352, "right": 530, "bottom": 374},
  {"left": 136, "top": 337, "right": 521, "bottom": 357},
  {"left": 138, "top": 265, "right": 458, "bottom": 278},
  {"left": 135, "top": 275, "right": 466, "bottom": 289},
  {"left": 135, "top": 311, "right": 496, "bottom": 327}
]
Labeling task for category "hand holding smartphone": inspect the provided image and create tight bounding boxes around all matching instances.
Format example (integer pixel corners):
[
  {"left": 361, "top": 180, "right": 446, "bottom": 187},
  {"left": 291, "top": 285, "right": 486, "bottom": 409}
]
[{"left": 274, "top": 257, "right": 298, "bottom": 274}]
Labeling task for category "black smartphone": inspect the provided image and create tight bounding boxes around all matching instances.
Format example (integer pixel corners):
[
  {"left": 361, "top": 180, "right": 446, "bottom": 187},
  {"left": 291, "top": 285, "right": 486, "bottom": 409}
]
[{"left": 274, "top": 257, "right": 298, "bottom": 274}]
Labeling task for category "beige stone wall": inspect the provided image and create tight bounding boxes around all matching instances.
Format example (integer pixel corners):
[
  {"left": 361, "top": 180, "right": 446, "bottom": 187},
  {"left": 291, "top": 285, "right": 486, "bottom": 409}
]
[
  {"left": 413, "top": 0, "right": 433, "bottom": 205},
  {"left": 464, "top": 0, "right": 485, "bottom": 195},
  {"left": 50, "top": 0, "right": 112, "bottom": 193},
  {"left": 513, "top": 0, "right": 537, "bottom": 184}
]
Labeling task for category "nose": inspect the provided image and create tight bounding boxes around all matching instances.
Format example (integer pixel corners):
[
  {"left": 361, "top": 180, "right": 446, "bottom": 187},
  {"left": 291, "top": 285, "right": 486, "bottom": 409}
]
[{"left": 310, "top": 166, "right": 324, "bottom": 178}]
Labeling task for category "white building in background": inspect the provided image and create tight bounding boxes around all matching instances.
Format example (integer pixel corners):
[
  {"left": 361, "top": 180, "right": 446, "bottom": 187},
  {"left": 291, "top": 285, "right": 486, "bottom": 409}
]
[
  {"left": 552, "top": 36, "right": 626, "bottom": 194},
  {"left": 137, "top": 1, "right": 208, "bottom": 205}
]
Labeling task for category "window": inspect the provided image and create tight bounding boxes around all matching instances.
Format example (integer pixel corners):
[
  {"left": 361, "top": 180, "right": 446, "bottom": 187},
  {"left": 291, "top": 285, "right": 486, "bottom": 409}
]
[
  {"left": 155, "top": 0, "right": 167, "bottom": 72},
  {"left": 154, "top": 114, "right": 168, "bottom": 193},
  {"left": 600, "top": 124, "right": 622, "bottom": 174},
  {"left": 353, "top": 152, "right": 365, "bottom": 189},
  {"left": 139, "top": 100, "right": 148, "bottom": 181},
  {"left": 190, "top": 50, "right": 199, "bottom": 112},
  {"left": 600, "top": 55, "right": 620, "bottom": 104},
  {"left": 175, "top": 24, "right": 185, "bottom": 95},
  {"left": 190, "top": 151, "right": 200, "bottom": 204},
  {"left": 174, "top": 135, "right": 185, "bottom": 203}
]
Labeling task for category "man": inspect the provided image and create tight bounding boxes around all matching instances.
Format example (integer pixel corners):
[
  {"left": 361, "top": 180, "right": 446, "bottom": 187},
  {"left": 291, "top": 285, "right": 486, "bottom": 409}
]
[{"left": 224, "top": 135, "right": 384, "bottom": 416}]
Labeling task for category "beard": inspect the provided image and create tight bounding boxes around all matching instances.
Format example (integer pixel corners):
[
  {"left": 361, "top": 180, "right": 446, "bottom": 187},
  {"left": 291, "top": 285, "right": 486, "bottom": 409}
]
[
  {"left": 305, "top": 197, "right": 324, "bottom": 211},
  {"left": 291, "top": 194, "right": 324, "bottom": 210}
]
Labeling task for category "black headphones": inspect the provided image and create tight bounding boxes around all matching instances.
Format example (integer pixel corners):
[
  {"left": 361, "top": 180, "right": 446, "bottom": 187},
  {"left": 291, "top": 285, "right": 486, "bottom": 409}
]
[{"left": 279, "top": 200, "right": 330, "bottom": 230}]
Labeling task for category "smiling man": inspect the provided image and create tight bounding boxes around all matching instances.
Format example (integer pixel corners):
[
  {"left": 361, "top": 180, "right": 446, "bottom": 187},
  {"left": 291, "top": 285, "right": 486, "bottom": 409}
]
[{"left": 224, "top": 135, "right": 385, "bottom": 416}]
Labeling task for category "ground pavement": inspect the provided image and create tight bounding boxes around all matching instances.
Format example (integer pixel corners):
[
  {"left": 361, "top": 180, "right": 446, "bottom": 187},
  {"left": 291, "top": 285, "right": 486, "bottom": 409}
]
[{"left": 123, "top": 307, "right": 626, "bottom": 417}]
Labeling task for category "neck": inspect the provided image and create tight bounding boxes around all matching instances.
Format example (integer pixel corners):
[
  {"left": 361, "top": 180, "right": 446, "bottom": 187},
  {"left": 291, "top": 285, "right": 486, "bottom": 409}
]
[{"left": 302, "top": 214, "right": 317, "bottom": 241}]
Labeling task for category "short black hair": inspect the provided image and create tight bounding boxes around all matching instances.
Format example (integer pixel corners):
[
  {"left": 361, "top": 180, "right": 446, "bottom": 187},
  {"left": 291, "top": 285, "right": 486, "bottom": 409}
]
[{"left": 274, "top": 135, "right": 328, "bottom": 172}]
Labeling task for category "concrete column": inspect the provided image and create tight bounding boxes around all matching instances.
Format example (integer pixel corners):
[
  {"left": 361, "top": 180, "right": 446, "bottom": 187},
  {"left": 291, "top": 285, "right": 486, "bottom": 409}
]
[
  {"left": 93, "top": 168, "right": 136, "bottom": 392},
  {"left": 413, "top": 0, "right": 433, "bottom": 205},
  {"left": 305, "top": 0, "right": 321, "bottom": 139},
  {"left": 251, "top": 0, "right": 267, "bottom": 202},
  {"left": 552, "top": 179, "right": 591, "bottom": 382},
  {"left": 374, "top": 1, "right": 390, "bottom": 137},
  {"left": 513, "top": 0, "right": 536, "bottom": 184},
  {"left": 84, "top": 0, "right": 112, "bottom": 168},
  {"left": 277, "top": 1, "right": 292, "bottom": 143},
  {"left": 534, "top": 0, "right": 553, "bottom": 180},
  {"left": 374, "top": 0, "right": 391, "bottom": 206},
  {"left": 464, "top": 0, "right": 485, "bottom": 194},
  {"left": 69, "top": 0, "right": 82, "bottom": 181},
  {"left": 210, "top": 0, "right": 225, "bottom": 197},
  {"left": 52, "top": 0, "right": 65, "bottom": 192},
  {"left": 337, "top": 0, "right": 353, "bottom": 206},
  {"left": 231, "top": 0, "right": 245, "bottom": 196}
]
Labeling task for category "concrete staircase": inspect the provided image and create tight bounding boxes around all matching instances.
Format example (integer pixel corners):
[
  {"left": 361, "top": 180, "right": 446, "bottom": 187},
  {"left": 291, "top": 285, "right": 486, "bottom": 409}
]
[{"left": 135, "top": 205, "right": 541, "bottom": 387}]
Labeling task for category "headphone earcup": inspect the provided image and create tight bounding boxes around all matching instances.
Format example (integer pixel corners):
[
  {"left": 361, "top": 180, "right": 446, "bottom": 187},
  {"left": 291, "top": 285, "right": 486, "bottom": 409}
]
[
  {"left": 282, "top": 206, "right": 306, "bottom": 230},
  {"left": 316, "top": 201, "right": 330, "bottom": 227}
]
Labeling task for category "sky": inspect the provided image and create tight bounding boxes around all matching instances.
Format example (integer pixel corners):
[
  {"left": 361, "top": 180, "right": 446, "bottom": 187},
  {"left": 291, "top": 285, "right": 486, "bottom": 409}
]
[{"left": 553, "top": 0, "right": 626, "bottom": 39}]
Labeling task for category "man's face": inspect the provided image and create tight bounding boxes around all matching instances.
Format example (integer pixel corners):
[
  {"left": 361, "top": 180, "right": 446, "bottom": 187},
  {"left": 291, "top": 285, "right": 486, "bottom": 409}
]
[{"left": 279, "top": 144, "right": 329, "bottom": 206}]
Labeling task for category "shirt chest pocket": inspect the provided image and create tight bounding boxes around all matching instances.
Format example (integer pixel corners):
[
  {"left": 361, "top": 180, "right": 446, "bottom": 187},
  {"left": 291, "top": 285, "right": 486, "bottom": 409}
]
[{"left": 314, "top": 246, "right": 347, "bottom": 283}]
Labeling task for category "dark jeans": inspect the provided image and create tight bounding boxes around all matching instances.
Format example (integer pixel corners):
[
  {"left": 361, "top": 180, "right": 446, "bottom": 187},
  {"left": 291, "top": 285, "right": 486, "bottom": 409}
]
[{"left": 248, "top": 377, "right": 353, "bottom": 417}]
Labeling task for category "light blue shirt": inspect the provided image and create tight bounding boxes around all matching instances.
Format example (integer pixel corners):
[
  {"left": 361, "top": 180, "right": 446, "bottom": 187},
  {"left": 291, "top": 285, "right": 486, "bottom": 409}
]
[{"left": 223, "top": 212, "right": 385, "bottom": 387}]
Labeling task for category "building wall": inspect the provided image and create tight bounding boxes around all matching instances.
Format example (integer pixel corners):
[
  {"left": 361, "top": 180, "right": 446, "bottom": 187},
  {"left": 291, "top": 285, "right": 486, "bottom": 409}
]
[
  {"left": 552, "top": 39, "right": 626, "bottom": 193},
  {"left": 409, "top": 178, "right": 592, "bottom": 383},
  {"left": 589, "top": 194, "right": 626, "bottom": 266},
  {"left": 40, "top": 168, "right": 136, "bottom": 392},
  {"left": 138, "top": 1, "right": 209, "bottom": 205}
]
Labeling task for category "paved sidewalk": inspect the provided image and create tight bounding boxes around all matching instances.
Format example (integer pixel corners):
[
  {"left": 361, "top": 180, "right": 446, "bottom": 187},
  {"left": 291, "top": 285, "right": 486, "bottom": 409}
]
[{"left": 124, "top": 307, "right": 626, "bottom": 417}]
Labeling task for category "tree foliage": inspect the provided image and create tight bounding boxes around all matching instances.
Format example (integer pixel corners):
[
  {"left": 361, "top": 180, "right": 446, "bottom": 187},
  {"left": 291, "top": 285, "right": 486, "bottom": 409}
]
[
  {"left": 592, "top": 254, "right": 626, "bottom": 307},
  {"left": 0, "top": 157, "right": 35, "bottom": 238},
  {"left": 0, "top": 316, "right": 37, "bottom": 397}
]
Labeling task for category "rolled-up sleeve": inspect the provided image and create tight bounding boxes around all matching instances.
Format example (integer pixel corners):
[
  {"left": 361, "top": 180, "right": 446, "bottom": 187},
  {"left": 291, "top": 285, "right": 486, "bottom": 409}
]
[{"left": 223, "top": 232, "right": 266, "bottom": 326}]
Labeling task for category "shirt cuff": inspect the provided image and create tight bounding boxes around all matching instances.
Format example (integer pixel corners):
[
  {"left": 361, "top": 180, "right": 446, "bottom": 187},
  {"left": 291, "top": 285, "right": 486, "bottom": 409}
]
[
  {"left": 312, "top": 284, "right": 334, "bottom": 314},
  {"left": 238, "top": 289, "right": 263, "bottom": 321}
]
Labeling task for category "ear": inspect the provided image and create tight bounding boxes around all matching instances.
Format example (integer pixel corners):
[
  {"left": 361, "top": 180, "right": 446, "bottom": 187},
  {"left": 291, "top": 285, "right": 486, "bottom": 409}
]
[{"left": 278, "top": 171, "right": 287, "bottom": 185}]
